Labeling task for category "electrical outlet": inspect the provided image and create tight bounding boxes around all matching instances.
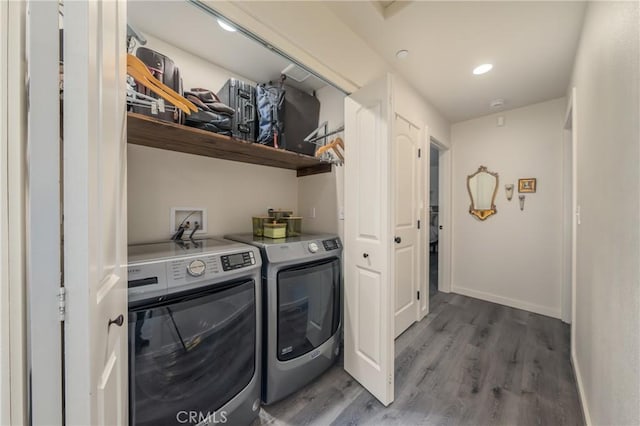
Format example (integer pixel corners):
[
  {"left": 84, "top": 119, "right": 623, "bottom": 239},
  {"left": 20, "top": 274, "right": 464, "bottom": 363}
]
[
  {"left": 171, "top": 207, "right": 207, "bottom": 237},
  {"left": 309, "top": 207, "right": 316, "bottom": 219}
]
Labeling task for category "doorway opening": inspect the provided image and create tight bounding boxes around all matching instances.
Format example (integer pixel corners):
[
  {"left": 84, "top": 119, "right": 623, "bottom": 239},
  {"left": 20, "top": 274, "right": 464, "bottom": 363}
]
[{"left": 428, "top": 144, "right": 440, "bottom": 297}]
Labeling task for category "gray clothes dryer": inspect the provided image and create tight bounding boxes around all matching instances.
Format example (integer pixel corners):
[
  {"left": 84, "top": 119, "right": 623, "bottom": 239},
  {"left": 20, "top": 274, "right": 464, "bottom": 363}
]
[
  {"left": 127, "top": 238, "right": 262, "bottom": 426},
  {"left": 224, "top": 233, "right": 343, "bottom": 405}
]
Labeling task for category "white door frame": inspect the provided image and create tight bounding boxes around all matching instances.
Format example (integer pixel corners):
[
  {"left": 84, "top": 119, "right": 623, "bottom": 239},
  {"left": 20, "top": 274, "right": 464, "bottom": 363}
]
[
  {"left": 25, "top": 1, "right": 63, "bottom": 424},
  {"left": 417, "top": 125, "right": 428, "bottom": 319},
  {"left": 428, "top": 137, "right": 452, "bottom": 293},
  {"left": 1, "top": 1, "right": 28, "bottom": 424},
  {"left": 563, "top": 88, "right": 578, "bottom": 334}
]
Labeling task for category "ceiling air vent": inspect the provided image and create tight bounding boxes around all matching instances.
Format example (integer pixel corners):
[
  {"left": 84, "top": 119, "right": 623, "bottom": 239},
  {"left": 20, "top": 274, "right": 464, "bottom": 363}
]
[{"left": 281, "top": 63, "right": 312, "bottom": 83}]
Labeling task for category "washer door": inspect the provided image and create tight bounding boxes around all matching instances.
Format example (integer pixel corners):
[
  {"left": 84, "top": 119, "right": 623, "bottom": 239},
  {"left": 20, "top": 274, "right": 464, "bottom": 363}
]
[
  {"left": 129, "top": 280, "right": 256, "bottom": 426},
  {"left": 277, "top": 258, "right": 341, "bottom": 361}
]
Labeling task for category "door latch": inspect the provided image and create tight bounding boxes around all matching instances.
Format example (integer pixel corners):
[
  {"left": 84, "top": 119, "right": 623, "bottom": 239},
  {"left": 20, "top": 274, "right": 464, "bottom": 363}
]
[{"left": 58, "top": 287, "right": 66, "bottom": 322}]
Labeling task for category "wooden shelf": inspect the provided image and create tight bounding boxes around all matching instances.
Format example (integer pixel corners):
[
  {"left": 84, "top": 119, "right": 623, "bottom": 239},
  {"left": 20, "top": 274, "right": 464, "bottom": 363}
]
[{"left": 127, "top": 113, "right": 332, "bottom": 177}]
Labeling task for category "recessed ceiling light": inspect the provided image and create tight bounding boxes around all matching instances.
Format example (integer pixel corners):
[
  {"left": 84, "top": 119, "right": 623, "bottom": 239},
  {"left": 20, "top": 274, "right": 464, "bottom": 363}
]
[
  {"left": 473, "top": 63, "right": 493, "bottom": 75},
  {"left": 396, "top": 50, "right": 409, "bottom": 60},
  {"left": 217, "top": 18, "right": 237, "bottom": 32},
  {"left": 490, "top": 99, "right": 505, "bottom": 108}
]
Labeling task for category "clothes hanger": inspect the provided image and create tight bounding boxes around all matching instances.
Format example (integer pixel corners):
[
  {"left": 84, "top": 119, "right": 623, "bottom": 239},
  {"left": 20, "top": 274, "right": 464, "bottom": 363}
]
[
  {"left": 127, "top": 65, "right": 191, "bottom": 114},
  {"left": 331, "top": 145, "right": 344, "bottom": 162},
  {"left": 127, "top": 54, "right": 197, "bottom": 112},
  {"left": 126, "top": 54, "right": 197, "bottom": 113},
  {"left": 315, "top": 137, "right": 344, "bottom": 163},
  {"left": 331, "top": 137, "right": 344, "bottom": 162},
  {"left": 126, "top": 60, "right": 195, "bottom": 114},
  {"left": 333, "top": 137, "right": 344, "bottom": 150},
  {"left": 315, "top": 137, "right": 343, "bottom": 156}
]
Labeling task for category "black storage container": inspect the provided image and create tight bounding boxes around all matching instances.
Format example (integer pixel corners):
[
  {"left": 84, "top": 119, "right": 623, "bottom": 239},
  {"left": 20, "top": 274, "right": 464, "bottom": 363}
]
[
  {"left": 217, "top": 78, "right": 257, "bottom": 142},
  {"left": 132, "top": 47, "right": 183, "bottom": 124},
  {"left": 281, "top": 85, "right": 320, "bottom": 156}
]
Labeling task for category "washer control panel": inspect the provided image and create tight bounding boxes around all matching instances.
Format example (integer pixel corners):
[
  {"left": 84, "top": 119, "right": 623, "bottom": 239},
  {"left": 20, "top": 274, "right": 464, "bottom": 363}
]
[
  {"left": 128, "top": 240, "right": 261, "bottom": 304},
  {"left": 187, "top": 259, "right": 207, "bottom": 277},
  {"left": 169, "top": 255, "right": 220, "bottom": 285},
  {"left": 221, "top": 251, "right": 256, "bottom": 271}
]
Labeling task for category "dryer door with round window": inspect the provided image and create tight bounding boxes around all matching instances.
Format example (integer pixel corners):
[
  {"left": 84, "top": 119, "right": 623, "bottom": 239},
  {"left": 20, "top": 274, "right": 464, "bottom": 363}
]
[{"left": 276, "top": 258, "right": 341, "bottom": 361}]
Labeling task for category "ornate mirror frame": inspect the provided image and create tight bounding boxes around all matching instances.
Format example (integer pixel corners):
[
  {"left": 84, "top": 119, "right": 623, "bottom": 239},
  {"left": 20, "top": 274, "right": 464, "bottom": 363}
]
[{"left": 467, "top": 165, "right": 499, "bottom": 221}]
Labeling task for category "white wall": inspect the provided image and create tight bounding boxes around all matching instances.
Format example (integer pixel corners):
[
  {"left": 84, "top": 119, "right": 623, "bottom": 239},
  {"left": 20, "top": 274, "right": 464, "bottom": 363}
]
[
  {"left": 127, "top": 34, "right": 299, "bottom": 244},
  {"left": 393, "top": 76, "right": 451, "bottom": 149},
  {"left": 297, "top": 85, "right": 345, "bottom": 238},
  {"left": 569, "top": 2, "right": 640, "bottom": 425},
  {"left": 451, "top": 98, "right": 566, "bottom": 318},
  {"left": 128, "top": 146, "right": 298, "bottom": 243}
]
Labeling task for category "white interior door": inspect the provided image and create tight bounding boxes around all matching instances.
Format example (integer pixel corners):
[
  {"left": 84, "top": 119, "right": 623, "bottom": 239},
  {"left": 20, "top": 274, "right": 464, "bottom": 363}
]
[
  {"left": 63, "top": 1, "right": 128, "bottom": 424},
  {"left": 344, "top": 74, "right": 394, "bottom": 406},
  {"left": 393, "top": 115, "right": 421, "bottom": 338}
]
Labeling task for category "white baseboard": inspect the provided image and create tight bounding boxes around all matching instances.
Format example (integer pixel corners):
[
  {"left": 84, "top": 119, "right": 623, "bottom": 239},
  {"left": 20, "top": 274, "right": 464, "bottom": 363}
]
[
  {"left": 451, "top": 286, "right": 561, "bottom": 319},
  {"left": 571, "top": 350, "right": 592, "bottom": 426}
]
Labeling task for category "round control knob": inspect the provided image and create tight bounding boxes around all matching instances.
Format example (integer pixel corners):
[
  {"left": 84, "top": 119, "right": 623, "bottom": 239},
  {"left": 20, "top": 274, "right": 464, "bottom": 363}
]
[
  {"left": 187, "top": 259, "right": 206, "bottom": 277},
  {"left": 308, "top": 242, "right": 319, "bottom": 253}
]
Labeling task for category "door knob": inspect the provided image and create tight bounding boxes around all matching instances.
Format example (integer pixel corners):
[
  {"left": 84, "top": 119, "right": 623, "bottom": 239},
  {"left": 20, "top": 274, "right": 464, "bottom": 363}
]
[
  {"left": 394, "top": 236, "right": 401, "bottom": 244},
  {"left": 363, "top": 253, "right": 369, "bottom": 259},
  {"left": 108, "top": 314, "right": 124, "bottom": 328}
]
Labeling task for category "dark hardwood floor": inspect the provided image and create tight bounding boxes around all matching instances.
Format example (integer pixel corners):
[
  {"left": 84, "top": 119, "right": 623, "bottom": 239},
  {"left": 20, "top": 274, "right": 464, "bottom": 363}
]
[
  {"left": 255, "top": 292, "right": 584, "bottom": 426},
  {"left": 429, "top": 251, "right": 438, "bottom": 296}
]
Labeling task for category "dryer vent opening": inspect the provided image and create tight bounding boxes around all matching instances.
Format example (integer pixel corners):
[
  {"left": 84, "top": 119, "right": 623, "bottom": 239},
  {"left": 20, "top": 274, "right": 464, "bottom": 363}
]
[{"left": 282, "top": 63, "right": 312, "bottom": 83}]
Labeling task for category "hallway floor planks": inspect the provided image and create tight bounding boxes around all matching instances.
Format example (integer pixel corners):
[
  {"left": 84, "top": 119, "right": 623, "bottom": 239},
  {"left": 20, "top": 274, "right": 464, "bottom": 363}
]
[{"left": 255, "top": 292, "right": 584, "bottom": 426}]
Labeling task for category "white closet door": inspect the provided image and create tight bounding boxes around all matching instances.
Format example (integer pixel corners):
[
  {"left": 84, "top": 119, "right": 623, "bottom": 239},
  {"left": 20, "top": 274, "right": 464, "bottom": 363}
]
[
  {"left": 344, "top": 74, "right": 394, "bottom": 406},
  {"left": 63, "top": 1, "right": 128, "bottom": 424}
]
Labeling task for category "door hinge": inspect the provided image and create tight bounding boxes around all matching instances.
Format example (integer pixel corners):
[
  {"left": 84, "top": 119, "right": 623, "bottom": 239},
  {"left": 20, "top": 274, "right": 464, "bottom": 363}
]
[
  {"left": 58, "top": 287, "right": 66, "bottom": 322},
  {"left": 418, "top": 148, "right": 422, "bottom": 158},
  {"left": 417, "top": 291, "right": 420, "bottom": 300},
  {"left": 417, "top": 220, "right": 421, "bottom": 229}
]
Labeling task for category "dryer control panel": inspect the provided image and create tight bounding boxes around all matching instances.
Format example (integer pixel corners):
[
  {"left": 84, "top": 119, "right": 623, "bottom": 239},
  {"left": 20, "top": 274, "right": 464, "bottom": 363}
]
[{"left": 322, "top": 238, "right": 341, "bottom": 251}]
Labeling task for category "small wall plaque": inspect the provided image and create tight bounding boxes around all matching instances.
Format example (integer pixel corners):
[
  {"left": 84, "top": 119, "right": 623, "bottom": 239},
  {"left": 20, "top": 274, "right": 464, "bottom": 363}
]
[{"left": 518, "top": 178, "right": 537, "bottom": 193}]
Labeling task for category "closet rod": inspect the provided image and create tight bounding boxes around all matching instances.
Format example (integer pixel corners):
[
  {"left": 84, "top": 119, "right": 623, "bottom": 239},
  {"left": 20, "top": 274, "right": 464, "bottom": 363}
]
[{"left": 305, "top": 126, "right": 345, "bottom": 144}]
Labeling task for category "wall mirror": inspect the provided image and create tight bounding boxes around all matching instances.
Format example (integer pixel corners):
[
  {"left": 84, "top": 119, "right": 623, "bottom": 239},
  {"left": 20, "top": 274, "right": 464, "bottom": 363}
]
[{"left": 467, "top": 165, "right": 499, "bottom": 220}]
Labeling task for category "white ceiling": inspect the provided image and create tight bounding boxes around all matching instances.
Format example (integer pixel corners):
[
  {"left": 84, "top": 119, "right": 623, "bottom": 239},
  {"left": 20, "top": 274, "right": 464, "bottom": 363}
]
[
  {"left": 127, "top": 1, "right": 327, "bottom": 93},
  {"left": 326, "top": 1, "right": 587, "bottom": 122}
]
